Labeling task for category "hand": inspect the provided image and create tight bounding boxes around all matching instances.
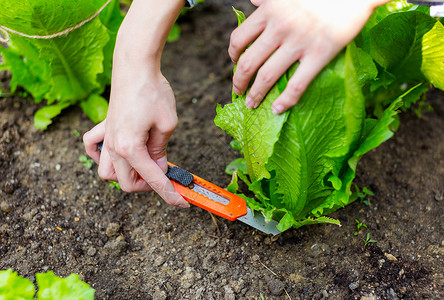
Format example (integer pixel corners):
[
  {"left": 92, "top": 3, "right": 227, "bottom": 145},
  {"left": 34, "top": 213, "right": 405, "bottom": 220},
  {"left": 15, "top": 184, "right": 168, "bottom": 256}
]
[
  {"left": 229, "top": 0, "right": 386, "bottom": 114},
  {"left": 83, "top": 63, "right": 189, "bottom": 208},
  {"left": 84, "top": 0, "right": 189, "bottom": 208}
]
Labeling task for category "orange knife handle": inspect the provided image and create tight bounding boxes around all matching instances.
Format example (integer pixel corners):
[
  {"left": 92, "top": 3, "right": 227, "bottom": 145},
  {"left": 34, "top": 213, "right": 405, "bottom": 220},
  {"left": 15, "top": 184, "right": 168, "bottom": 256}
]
[{"left": 168, "top": 163, "right": 247, "bottom": 221}]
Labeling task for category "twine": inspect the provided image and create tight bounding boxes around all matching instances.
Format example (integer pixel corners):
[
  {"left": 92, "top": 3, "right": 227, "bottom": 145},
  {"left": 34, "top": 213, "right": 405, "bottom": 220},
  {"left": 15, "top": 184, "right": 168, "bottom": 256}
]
[{"left": 0, "top": 0, "right": 113, "bottom": 43}]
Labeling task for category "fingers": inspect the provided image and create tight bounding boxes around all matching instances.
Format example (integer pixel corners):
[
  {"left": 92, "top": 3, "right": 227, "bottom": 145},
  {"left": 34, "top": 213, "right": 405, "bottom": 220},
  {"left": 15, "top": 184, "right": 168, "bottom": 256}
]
[
  {"left": 272, "top": 55, "right": 328, "bottom": 115},
  {"left": 148, "top": 121, "right": 177, "bottom": 173},
  {"left": 245, "top": 46, "right": 302, "bottom": 109},
  {"left": 97, "top": 144, "right": 118, "bottom": 182},
  {"left": 228, "top": 8, "right": 266, "bottom": 64},
  {"left": 111, "top": 155, "right": 152, "bottom": 193},
  {"left": 128, "top": 149, "right": 190, "bottom": 208},
  {"left": 232, "top": 30, "right": 279, "bottom": 98},
  {"left": 83, "top": 120, "right": 106, "bottom": 164}
]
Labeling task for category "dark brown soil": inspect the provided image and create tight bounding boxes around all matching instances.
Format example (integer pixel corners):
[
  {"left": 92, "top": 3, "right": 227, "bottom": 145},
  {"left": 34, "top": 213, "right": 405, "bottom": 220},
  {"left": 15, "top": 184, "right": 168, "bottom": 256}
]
[{"left": 1, "top": 1, "right": 443, "bottom": 299}]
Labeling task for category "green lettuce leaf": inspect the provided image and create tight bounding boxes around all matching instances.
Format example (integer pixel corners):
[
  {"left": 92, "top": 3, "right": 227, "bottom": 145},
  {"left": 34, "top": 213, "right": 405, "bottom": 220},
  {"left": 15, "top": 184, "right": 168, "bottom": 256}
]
[
  {"left": 80, "top": 94, "right": 109, "bottom": 124},
  {"left": 215, "top": 81, "right": 289, "bottom": 182},
  {"left": 0, "top": 36, "right": 51, "bottom": 102},
  {"left": 97, "top": 0, "right": 124, "bottom": 85},
  {"left": 0, "top": 1, "right": 105, "bottom": 36},
  {"left": 167, "top": 23, "right": 181, "bottom": 43},
  {"left": 36, "top": 19, "right": 109, "bottom": 103},
  {"left": 0, "top": 269, "right": 35, "bottom": 300},
  {"left": 369, "top": 10, "right": 444, "bottom": 89},
  {"left": 34, "top": 102, "right": 71, "bottom": 130},
  {"left": 36, "top": 271, "right": 95, "bottom": 300},
  {"left": 265, "top": 45, "right": 366, "bottom": 216},
  {"left": 217, "top": 5, "right": 444, "bottom": 230},
  {"left": 0, "top": 0, "right": 123, "bottom": 128}
]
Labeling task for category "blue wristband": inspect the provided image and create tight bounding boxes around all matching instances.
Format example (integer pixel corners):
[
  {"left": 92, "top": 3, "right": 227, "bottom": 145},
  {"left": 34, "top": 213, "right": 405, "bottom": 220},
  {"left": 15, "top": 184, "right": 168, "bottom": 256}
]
[
  {"left": 186, "top": 0, "right": 195, "bottom": 7},
  {"left": 408, "top": 1, "right": 444, "bottom": 5}
]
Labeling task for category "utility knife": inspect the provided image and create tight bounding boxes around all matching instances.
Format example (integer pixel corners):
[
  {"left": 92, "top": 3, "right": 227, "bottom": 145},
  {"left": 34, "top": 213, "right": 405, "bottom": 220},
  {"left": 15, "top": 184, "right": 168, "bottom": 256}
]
[{"left": 97, "top": 142, "right": 281, "bottom": 235}]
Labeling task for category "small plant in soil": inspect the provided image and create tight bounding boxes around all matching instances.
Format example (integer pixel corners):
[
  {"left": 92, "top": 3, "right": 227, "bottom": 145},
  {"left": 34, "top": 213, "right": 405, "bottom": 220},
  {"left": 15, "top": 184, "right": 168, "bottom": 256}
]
[
  {"left": 109, "top": 181, "right": 121, "bottom": 190},
  {"left": 72, "top": 129, "right": 81, "bottom": 138},
  {"left": 354, "top": 219, "right": 368, "bottom": 235},
  {"left": 362, "top": 233, "right": 377, "bottom": 251},
  {"left": 354, "top": 185, "right": 375, "bottom": 206},
  {"left": 79, "top": 155, "right": 94, "bottom": 169}
]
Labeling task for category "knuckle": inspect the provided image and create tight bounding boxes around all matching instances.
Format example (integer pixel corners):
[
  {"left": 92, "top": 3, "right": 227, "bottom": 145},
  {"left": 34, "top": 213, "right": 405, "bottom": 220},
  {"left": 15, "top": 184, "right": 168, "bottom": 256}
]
[
  {"left": 103, "top": 138, "right": 114, "bottom": 153},
  {"left": 237, "top": 57, "right": 254, "bottom": 75},
  {"left": 248, "top": 90, "right": 264, "bottom": 103},
  {"left": 97, "top": 167, "right": 112, "bottom": 181},
  {"left": 162, "top": 117, "right": 178, "bottom": 134},
  {"left": 258, "top": 69, "right": 276, "bottom": 86},
  {"left": 286, "top": 99, "right": 298, "bottom": 108},
  {"left": 312, "top": 40, "right": 333, "bottom": 56},
  {"left": 287, "top": 80, "right": 305, "bottom": 96},
  {"left": 119, "top": 183, "right": 133, "bottom": 193},
  {"left": 148, "top": 178, "right": 166, "bottom": 193},
  {"left": 113, "top": 137, "right": 132, "bottom": 158},
  {"left": 273, "top": 24, "right": 288, "bottom": 37},
  {"left": 82, "top": 132, "right": 90, "bottom": 145},
  {"left": 230, "top": 30, "right": 241, "bottom": 51},
  {"left": 149, "top": 145, "right": 167, "bottom": 158},
  {"left": 97, "top": 167, "right": 106, "bottom": 179}
]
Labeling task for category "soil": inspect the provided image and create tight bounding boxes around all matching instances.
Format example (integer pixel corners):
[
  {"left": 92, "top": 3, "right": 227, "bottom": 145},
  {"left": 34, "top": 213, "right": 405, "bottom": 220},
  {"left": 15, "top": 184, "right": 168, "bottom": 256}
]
[{"left": 1, "top": 1, "right": 443, "bottom": 299}]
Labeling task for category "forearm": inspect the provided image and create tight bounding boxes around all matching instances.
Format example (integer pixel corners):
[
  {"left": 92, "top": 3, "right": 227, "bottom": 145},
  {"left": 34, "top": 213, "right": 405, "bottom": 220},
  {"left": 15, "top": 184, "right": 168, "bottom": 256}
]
[{"left": 114, "top": 0, "right": 185, "bottom": 68}]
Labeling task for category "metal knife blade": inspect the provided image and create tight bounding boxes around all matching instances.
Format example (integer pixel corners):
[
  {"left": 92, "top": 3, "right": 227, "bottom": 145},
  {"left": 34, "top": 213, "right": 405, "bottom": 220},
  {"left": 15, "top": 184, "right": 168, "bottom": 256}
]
[{"left": 192, "top": 184, "right": 282, "bottom": 235}]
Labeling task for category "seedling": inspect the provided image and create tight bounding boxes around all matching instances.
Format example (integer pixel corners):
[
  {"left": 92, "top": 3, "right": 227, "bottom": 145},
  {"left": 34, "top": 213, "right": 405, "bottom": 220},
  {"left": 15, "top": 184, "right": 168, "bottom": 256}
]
[
  {"left": 73, "top": 129, "right": 81, "bottom": 137},
  {"left": 352, "top": 184, "right": 374, "bottom": 206},
  {"left": 109, "top": 181, "right": 121, "bottom": 190},
  {"left": 354, "top": 219, "right": 368, "bottom": 235},
  {"left": 79, "top": 155, "right": 94, "bottom": 169},
  {"left": 362, "top": 233, "right": 377, "bottom": 250}
]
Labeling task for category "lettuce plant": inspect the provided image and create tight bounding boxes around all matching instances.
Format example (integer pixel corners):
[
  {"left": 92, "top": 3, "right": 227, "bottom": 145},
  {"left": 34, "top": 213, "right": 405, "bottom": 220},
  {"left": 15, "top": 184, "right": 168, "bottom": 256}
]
[
  {"left": 216, "top": 3, "right": 444, "bottom": 231},
  {"left": 0, "top": 0, "right": 124, "bottom": 130},
  {"left": 0, "top": 269, "right": 94, "bottom": 299},
  {"left": 0, "top": 0, "right": 205, "bottom": 129}
]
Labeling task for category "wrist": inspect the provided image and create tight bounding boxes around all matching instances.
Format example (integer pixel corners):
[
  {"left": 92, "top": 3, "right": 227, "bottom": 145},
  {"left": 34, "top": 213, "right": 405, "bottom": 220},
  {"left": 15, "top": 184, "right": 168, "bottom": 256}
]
[{"left": 113, "top": 42, "right": 161, "bottom": 71}]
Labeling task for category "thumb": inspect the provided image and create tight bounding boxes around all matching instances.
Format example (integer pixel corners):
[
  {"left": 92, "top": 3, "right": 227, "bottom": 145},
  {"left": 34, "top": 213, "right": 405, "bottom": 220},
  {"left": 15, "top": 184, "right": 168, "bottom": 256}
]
[{"left": 147, "top": 128, "right": 171, "bottom": 173}]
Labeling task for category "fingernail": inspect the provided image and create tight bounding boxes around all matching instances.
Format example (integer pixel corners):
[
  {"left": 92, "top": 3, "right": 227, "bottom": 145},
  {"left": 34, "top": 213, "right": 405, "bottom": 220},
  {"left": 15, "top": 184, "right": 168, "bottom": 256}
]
[
  {"left": 231, "top": 58, "right": 236, "bottom": 64},
  {"left": 156, "top": 157, "right": 168, "bottom": 173},
  {"left": 272, "top": 104, "right": 284, "bottom": 115},
  {"left": 178, "top": 203, "right": 190, "bottom": 208},
  {"left": 233, "top": 86, "right": 241, "bottom": 95},
  {"left": 245, "top": 97, "right": 255, "bottom": 109}
]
